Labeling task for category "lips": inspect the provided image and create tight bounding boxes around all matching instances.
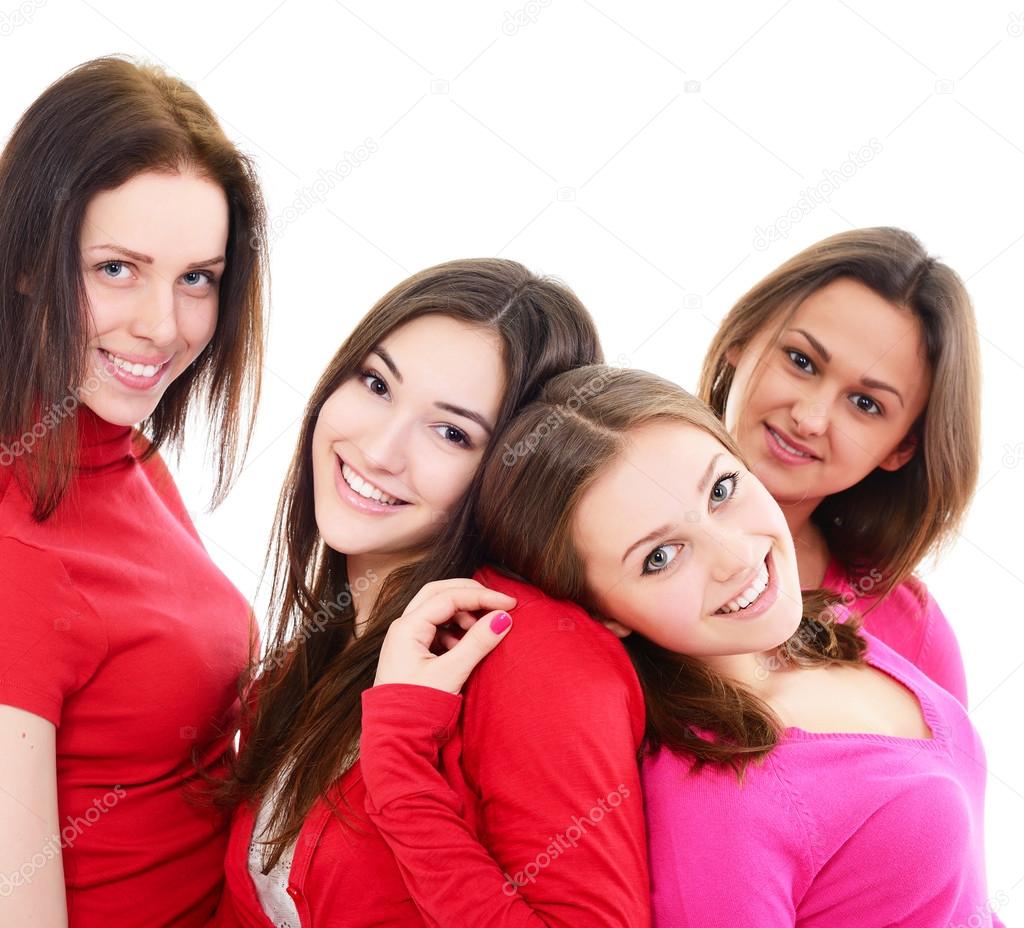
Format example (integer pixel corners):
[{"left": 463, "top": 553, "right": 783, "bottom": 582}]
[{"left": 765, "top": 424, "right": 821, "bottom": 460}]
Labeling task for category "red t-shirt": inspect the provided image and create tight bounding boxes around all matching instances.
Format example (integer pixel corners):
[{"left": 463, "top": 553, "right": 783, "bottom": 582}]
[
  {"left": 214, "top": 565, "right": 650, "bottom": 927},
  {"left": 0, "top": 407, "right": 252, "bottom": 926}
]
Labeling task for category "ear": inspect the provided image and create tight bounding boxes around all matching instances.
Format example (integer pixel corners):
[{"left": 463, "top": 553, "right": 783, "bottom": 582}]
[
  {"left": 724, "top": 343, "right": 740, "bottom": 366},
  {"left": 877, "top": 432, "right": 919, "bottom": 472},
  {"left": 15, "top": 273, "right": 31, "bottom": 296},
  {"left": 596, "top": 615, "right": 633, "bottom": 639}
]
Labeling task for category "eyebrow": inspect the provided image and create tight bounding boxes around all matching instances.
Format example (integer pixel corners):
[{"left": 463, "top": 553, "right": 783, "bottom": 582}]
[
  {"left": 371, "top": 345, "right": 494, "bottom": 435},
  {"left": 788, "top": 328, "right": 904, "bottom": 408},
  {"left": 87, "top": 244, "right": 225, "bottom": 269},
  {"left": 620, "top": 452, "right": 723, "bottom": 565}
]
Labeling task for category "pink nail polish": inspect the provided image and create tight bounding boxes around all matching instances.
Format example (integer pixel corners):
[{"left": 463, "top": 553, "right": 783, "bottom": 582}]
[{"left": 490, "top": 612, "right": 512, "bottom": 634}]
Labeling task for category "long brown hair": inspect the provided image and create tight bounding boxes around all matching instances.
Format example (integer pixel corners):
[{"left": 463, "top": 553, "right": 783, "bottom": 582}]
[
  {"left": 222, "top": 258, "right": 602, "bottom": 868},
  {"left": 698, "top": 227, "right": 980, "bottom": 599},
  {"left": 0, "top": 55, "right": 268, "bottom": 518},
  {"left": 475, "top": 365, "right": 867, "bottom": 775}
]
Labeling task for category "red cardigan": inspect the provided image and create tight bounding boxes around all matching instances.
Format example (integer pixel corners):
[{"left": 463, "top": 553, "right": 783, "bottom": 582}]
[{"left": 214, "top": 566, "right": 650, "bottom": 927}]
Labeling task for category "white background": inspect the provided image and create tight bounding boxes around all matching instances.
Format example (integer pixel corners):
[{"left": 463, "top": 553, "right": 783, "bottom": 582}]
[{"left": 3, "top": 0, "right": 1022, "bottom": 917}]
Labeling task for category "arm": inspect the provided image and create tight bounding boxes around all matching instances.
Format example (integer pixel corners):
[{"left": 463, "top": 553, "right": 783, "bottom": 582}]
[
  {"left": 0, "top": 538, "right": 104, "bottom": 927},
  {"left": 360, "top": 584, "right": 650, "bottom": 927},
  {"left": 914, "top": 587, "right": 968, "bottom": 706},
  {"left": 0, "top": 706, "right": 67, "bottom": 927}
]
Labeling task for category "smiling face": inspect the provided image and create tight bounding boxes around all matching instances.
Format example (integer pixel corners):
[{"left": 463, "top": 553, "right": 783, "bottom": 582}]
[
  {"left": 312, "top": 314, "right": 506, "bottom": 561},
  {"left": 722, "top": 277, "right": 932, "bottom": 511},
  {"left": 572, "top": 421, "right": 804, "bottom": 668},
  {"left": 78, "top": 169, "right": 229, "bottom": 426}
]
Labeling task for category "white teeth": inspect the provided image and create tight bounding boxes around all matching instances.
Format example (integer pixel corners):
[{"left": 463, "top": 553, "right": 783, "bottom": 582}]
[
  {"left": 341, "top": 462, "right": 402, "bottom": 505},
  {"left": 103, "top": 350, "right": 163, "bottom": 378},
  {"left": 716, "top": 559, "right": 770, "bottom": 615},
  {"left": 770, "top": 427, "right": 812, "bottom": 457}
]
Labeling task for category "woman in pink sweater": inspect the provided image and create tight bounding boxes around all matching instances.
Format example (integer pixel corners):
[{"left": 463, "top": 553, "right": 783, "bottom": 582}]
[
  {"left": 369, "top": 363, "right": 1000, "bottom": 926},
  {"left": 699, "top": 228, "right": 981, "bottom": 703}
]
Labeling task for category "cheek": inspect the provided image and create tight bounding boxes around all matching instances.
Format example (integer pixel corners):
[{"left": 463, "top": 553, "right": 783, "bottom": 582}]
[
  {"left": 183, "top": 298, "right": 219, "bottom": 347},
  {"left": 414, "top": 447, "right": 481, "bottom": 510}
]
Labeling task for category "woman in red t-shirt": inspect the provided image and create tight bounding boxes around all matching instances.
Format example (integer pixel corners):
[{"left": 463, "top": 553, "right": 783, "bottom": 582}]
[
  {"left": 212, "top": 260, "right": 650, "bottom": 927},
  {"left": 0, "top": 57, "right": 268, "bottom": 926}
]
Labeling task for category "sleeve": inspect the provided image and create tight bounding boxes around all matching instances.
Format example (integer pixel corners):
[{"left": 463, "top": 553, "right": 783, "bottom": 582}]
[
  {"left": 359, "top": 595, "right": 650, "bottom": 928},
  {"left": 642, "top": 750, "right": 809, "bottom": 925},
  {"left": 913, "top": 586, "right": 968, "bottom": 706},
  {"left": 0, "top": 538, "right": 107, "bottom": 725}
]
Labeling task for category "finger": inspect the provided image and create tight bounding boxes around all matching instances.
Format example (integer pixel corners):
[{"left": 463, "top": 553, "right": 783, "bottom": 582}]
[
  {"left": 435, "top": 630, "right": 463, "bottom": 653},
  {"left": 405, "top": 578, "right": 485, "bottom": 614},
  {"left": 435, "top": 610, "right": 513, "bottom": 690},
  {"left": 449, "top": 611, "right": 478, "bottom": 632},
  {"left": 409, "top": 588, "right": 517, "bottom": 631}
]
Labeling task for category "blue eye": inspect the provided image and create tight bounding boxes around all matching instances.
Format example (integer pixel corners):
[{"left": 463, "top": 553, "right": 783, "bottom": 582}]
[
  {"left": 100, "top": 261, "right": 130, "bottom": 279},
  {"left": 710, "top": 472, "right": 740, "bottom": 509},
  {"left": 786, "top": 349, "right": 815, "bottom": 374},
  {"left": 182, "top": 270, "right": 216, "bottom": 288},
  {"left": 642, "top": 544, "right": 681, "bottom": 575},
  {"left": 850, "top": 393, "right": 882, "bottom": 416}
]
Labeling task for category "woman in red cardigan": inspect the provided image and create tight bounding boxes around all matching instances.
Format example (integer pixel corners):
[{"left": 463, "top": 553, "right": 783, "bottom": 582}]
[
  {"left": 212, "top": 261, "right": 650, "bottom": 927},
  {"left": 0, "top": 57, "right": 267, "bottom": 926}
]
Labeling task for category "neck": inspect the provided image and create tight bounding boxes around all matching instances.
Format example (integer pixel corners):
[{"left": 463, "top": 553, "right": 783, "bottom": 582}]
[
  {"left": 345, "top": 551, "right": 411, "bottom": 638},
  {"left": 703, "top": 648, "right": 794, "bottom": 703},
  {"left": 779, "top": 497, "right": 830, "bottom": 588}
]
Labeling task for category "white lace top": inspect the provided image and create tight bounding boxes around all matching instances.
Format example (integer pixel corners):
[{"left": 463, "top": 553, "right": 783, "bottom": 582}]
[
  {"left": 247, "top": 743, "right": 360, "bottom": 927},
  {"left": 248, "top": 783, "right": 300, "bottom": 928}
]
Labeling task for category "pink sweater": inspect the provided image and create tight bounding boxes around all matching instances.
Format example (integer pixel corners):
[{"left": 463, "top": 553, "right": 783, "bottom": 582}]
[
  {"left": 643, "top": 632, "right": 1002, "bottom": 927},
  {"left": 822, "top": 559, "right": 967, "bottom": 704}
]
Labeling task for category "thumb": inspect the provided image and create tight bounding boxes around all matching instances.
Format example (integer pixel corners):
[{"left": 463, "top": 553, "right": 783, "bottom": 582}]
[{"left": 437, "top": 610, "right": 513, "bottom": 692}]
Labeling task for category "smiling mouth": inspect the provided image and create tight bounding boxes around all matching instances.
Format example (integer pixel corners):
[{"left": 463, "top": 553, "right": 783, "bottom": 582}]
[
  {"left": 338, "top": 457, "right": 409, "bottom": 506},
  {"left": 713, "top": 553, "right": 770, "bottom": 615},
  {"left": 765, "top": 425, "right": 819, "bottom": 460},
  {"left": 100, "top": 349, "right": 173, "bottom": 378}
]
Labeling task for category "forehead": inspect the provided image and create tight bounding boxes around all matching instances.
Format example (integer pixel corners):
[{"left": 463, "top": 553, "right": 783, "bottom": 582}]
[
  {"left": 575, "top": 422, "right": 728, "bottom": 549},
  {"left": 81, "top": 170, "right": 229, "bottom": 257},
  {"left": 786, "top": 277, "right": 930, "bottom": 388},
  {"left": 379, "top": 314, "right": 506, "bottom": 414}
]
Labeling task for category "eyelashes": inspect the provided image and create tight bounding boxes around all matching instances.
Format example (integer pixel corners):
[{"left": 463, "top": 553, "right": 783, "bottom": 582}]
[
  {"left": 358, "top": 368, "right": 474, "bottom": 449},
  {"left": 640, "top": 470, "right": 742, "bottom": 576}
]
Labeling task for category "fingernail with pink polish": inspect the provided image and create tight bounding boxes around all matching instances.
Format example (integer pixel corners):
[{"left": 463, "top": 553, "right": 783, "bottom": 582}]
[{"left": 490, "top": 612, "right": 512, "bottom": 634}]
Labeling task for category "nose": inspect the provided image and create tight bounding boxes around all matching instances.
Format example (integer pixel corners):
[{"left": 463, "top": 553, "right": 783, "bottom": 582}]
[
  {"left": 706, "top": 524, "right": 760, "bottom": 587},
  {"left": 789, "top": 388, "right": 831, "bottom": 438},
  {"left": 128, "top": 284, "right": 179, "bottom": 348},
  {"left": 357, "top": 412, "right": 409, "bottom": 477}
]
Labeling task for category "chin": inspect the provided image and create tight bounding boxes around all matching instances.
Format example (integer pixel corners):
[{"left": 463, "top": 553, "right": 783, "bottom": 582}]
[{"left": 78, "top": 392, "right": 158, "bottom": 428}]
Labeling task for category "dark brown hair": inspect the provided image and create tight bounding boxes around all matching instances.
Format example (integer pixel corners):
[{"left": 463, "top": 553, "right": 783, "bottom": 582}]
[
  {"left": 0, "top": 55, "right": 268, "bottom": 518},
  {"left": 222, "top": 258, "right": 602, "bottom": 868},
  {"left": 475, "top": 365, "right": 867, "bottom": 775},
  {"left": 698, "top": 227, "right": 980, "bottom": 599}
]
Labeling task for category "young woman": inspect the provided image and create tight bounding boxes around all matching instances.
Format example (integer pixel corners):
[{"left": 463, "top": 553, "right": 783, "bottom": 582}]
[
  {"left": 213, "top": 261, "right": 650, "bottom": 927},
  {"left": 698, "top": 228, "right": 980, "bottom": 703},
  {"left": 364, "top": 365, "right": 999, "bottom": 926},
  {"left": 0, "top": 57, "right": 267, "bottom": 926}
]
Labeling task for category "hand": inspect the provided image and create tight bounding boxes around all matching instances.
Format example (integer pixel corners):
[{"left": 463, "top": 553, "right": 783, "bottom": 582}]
[{"left": 374, "top": 579, "right": 517, "bottom": 695}]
